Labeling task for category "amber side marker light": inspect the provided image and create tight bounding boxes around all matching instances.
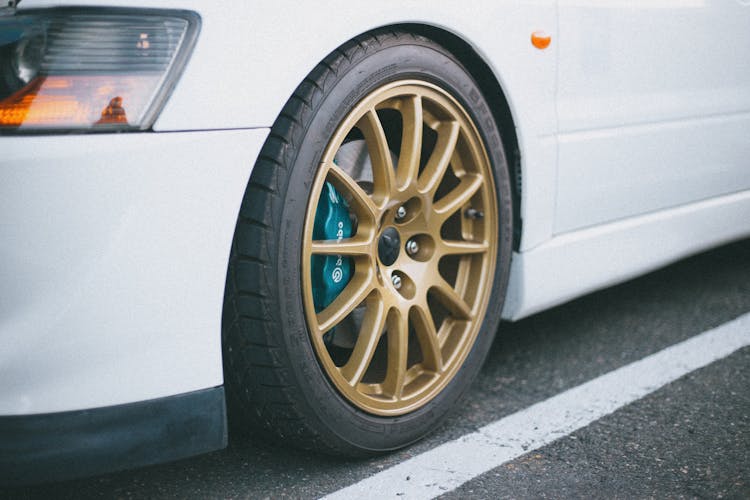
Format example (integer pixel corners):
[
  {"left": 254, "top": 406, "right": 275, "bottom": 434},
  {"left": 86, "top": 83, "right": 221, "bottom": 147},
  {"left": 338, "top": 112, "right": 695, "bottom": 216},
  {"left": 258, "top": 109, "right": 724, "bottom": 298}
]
[
  {"left": 0, "top": 8, "right": 199, "bottom": 132},
  {"left": 531, "top": 31, "right": 551, "bottom": 50}
]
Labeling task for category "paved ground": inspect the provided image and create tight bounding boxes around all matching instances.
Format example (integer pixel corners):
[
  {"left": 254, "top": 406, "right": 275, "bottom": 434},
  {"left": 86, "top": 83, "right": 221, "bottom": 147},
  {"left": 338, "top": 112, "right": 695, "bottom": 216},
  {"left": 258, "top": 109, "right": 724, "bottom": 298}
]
[
  {"left": 444, "top": 348, "right": 748, "bottom": 499},
  {"left": 4, "top": 238, "right": 750, "bottom": 499}
]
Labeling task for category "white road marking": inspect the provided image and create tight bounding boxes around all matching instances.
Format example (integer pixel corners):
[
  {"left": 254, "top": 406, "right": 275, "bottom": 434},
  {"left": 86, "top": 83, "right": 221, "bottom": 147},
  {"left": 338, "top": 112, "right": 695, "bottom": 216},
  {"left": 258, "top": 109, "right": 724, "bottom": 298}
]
[{"left": 323, "top": 312, "right": 750, "bottom": 500}]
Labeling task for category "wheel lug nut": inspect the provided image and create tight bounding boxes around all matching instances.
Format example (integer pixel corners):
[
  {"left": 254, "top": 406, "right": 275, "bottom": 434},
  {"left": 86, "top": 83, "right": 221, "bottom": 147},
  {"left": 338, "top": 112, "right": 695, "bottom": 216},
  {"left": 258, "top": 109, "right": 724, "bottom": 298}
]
[
  {"left": 395, "top": 205, "right": 407, "bottom": 221},
  {"left": 391, "top": 274, "right": 402, "bottom": 290},
  {"left": 405, "top": 239, "right": 419, "bottom": 256}
]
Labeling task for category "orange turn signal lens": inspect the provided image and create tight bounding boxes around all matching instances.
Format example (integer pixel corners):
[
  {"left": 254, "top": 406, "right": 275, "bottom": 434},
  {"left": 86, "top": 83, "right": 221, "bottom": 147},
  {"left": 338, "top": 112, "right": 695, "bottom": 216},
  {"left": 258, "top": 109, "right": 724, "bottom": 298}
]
[
  {"left": 0, "top": 75, "right": 161, "bottom": 129},
  {"left": 531, "top": 31, "right": 552, "bottom": 50}
]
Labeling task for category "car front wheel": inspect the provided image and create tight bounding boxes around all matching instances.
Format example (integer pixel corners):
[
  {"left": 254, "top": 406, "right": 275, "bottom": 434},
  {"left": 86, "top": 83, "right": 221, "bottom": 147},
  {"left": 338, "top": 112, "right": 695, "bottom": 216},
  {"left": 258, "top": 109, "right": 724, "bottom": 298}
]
[{"left": 223, "top": 29, "right": 513, "bottom": 455}]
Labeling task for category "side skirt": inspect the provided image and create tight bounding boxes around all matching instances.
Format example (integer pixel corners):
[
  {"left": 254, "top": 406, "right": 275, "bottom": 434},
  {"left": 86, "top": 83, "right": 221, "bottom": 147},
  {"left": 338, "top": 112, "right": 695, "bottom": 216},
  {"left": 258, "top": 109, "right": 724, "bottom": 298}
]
[{"left": 503, "top": 190, "right": 750, "bottom": 320}]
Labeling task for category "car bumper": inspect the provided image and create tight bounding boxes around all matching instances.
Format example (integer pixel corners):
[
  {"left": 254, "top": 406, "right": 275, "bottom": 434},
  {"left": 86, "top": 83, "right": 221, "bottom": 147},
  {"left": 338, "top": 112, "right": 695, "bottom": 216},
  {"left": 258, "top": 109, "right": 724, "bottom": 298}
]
[
  {"left": 1, "top": 129, "right": 268, "bottom": 480},
  {"left": 1, "top": 129, "right": 267, "bottom": 416}
]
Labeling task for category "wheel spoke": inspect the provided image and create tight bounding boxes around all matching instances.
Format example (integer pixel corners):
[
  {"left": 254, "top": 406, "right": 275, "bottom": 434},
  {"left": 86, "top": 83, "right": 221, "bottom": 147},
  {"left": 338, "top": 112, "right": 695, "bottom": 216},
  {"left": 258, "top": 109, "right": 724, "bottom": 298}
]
[
  {"left": 382, "top": 309, "right": 409, "bottom": 399},
  {"left": 358, "top": 109, "right": 395, "bottom": 201},
  {"left": 418, "top": 120, "right": 459, "bottom": 194},
  {"left": 340, "top": 294, "right": 387, "bottom": 385},
  {"left": 311, "top": 236, "right": 373, "bottom": 257},
  {"left": 411, "top": 304, "right": 443, "bottom": 373},
  {"left": 315, "top": 269, "right": 374, "bottom": 333},
  {"left": 438, "top": 239, "right": 488, "bottom": 257},
  {"left": 433, "top": 173, "right": 483, "bottom": 223},
  {"left": 325, "top": 161, "right": 379, "bottom": 225},
  {"left": 396, "top": 95, "right": 423, "bottom": 191},
  {"left": 430, "top": 278, "right": 472, "bottom": 321}
]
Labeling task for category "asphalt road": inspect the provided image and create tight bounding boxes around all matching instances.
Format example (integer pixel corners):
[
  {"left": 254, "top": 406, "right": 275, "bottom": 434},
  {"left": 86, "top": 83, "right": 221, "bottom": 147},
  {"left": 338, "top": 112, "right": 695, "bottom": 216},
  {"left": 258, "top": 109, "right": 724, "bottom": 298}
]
[{"left": 5, "top": 238, "right": 750, "bottom": 499}]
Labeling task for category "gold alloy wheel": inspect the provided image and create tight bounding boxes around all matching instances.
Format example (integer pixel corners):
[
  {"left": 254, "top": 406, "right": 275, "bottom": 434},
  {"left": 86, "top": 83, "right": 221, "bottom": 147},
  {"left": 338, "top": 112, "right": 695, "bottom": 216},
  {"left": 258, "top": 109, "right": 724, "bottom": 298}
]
[{"left": 301, "top": 80, "right": 498, "bottom": 416}]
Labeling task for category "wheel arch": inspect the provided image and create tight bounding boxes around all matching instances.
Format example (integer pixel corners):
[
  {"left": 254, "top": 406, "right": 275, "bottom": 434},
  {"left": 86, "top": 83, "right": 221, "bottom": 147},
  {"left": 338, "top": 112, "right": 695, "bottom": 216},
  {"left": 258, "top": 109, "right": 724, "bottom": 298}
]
[
  {"left": 220, "top": 23, "right": 526, "bottom": 364},
  {"left": 219, "top": 23, "right": 527, "bottom": 353}
]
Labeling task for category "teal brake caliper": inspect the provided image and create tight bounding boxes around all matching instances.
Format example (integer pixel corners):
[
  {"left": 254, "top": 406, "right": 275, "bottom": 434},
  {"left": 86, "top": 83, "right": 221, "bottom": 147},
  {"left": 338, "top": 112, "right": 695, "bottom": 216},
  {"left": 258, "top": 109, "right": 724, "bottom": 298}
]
[{"left": 312, "top": 182, "right": 353, "bottom": 313}]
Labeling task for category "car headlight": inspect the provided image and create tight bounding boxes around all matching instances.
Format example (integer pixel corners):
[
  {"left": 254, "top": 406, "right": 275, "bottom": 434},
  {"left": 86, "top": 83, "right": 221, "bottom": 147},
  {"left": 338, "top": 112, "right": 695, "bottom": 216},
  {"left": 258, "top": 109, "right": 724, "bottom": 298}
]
[{"left": 0, "top": 8, "right": 199, "bottom": 132}]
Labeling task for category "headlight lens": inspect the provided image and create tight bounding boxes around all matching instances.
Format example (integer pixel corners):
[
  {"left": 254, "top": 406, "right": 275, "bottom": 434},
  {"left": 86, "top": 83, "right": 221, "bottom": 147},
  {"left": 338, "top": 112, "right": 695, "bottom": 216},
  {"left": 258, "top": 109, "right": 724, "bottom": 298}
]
[{"left": 0, "top": 8, "right": 199, "bottom": 132}]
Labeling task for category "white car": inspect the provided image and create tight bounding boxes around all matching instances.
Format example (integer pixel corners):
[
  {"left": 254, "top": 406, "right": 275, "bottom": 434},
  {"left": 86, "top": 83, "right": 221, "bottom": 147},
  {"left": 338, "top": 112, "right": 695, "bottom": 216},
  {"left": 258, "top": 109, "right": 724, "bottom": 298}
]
[{"left": 2, "top": 0, "right": 749, "bottom": 484}]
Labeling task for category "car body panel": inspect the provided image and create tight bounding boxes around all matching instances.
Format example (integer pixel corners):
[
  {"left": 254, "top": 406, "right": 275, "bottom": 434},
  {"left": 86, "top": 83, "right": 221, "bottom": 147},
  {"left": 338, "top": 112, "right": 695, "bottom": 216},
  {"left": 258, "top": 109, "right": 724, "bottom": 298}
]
[
  {"left": 19, "top": 0, "right": 560, "bottom": 253},
  {"left": 503, "top": 190, "right": 750, "bottom": 320},
  {"left": 0, "top": 129, "right": 266, "bottom": 414},
  {"left": 555, "top": 0, "right": 750, "bottom": 232},
  {"left": 5, "top": 0, "right": 561, "bottom": 417}
]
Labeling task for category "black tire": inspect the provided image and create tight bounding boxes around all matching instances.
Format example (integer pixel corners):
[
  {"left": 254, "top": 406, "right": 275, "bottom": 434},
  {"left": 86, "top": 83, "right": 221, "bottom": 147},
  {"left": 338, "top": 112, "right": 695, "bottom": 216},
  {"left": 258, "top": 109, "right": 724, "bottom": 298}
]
[{"left": 222, "top": 29, "right": 513, "bottom": 455}]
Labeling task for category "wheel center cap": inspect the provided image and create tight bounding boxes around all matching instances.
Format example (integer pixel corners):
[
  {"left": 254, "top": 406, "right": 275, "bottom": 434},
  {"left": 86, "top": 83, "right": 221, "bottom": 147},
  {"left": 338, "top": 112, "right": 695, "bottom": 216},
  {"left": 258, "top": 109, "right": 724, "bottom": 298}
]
[{"left": 378, "top": 227, "right": 401, "bottom": 266}]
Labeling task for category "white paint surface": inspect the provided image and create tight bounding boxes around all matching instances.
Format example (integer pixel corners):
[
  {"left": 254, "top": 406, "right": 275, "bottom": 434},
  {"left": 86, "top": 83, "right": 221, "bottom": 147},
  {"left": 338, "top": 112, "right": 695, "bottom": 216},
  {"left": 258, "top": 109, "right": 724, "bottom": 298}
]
[
  {"left": 555, "top": 0, "right": 750, "bottom": 231},
  {"left": 6, "top": 1, "right": 749, "bottom": 419},
  {"left": 0, "top": 129, "right": 267, "bottom": 414},
  {"left": 323, "top": 313, "right": 750, "bottom": 500},
  {"left": 502, "top": 189, "right": 750, "bottom": 320},
  {"left": 20, "top": 0, "right": 560, "bottom": 251}
]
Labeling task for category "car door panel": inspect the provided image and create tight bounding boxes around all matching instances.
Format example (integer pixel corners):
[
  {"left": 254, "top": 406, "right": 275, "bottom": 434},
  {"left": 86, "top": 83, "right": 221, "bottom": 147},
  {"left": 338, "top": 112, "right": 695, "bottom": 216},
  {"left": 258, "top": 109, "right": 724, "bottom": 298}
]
[{"left": 555, "top": 0, "right": 750, "bottom": 232}]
